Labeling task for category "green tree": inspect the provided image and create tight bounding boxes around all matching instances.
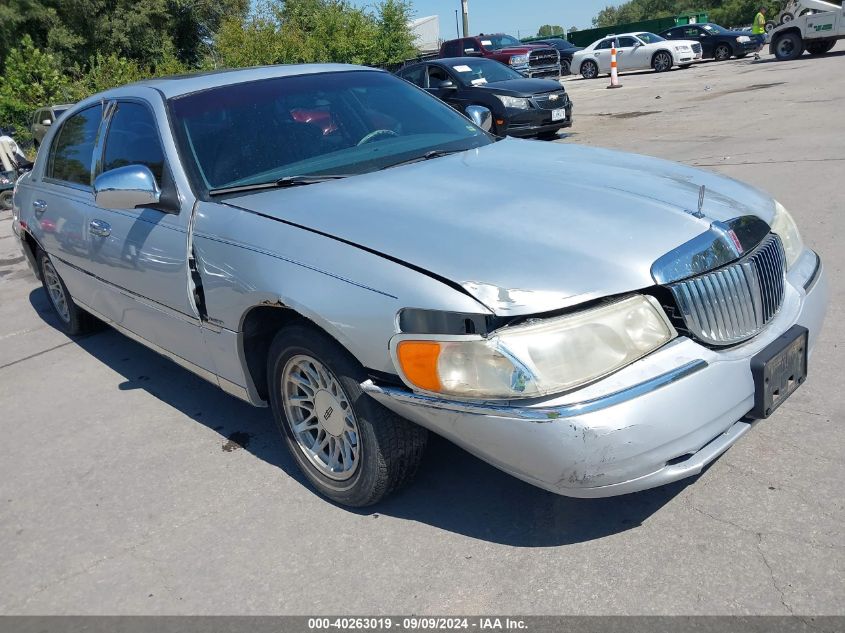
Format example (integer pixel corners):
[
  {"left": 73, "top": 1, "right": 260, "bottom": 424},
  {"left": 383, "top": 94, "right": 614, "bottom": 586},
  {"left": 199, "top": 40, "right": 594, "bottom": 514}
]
[
  {"left": 537, "top": 24, "right": 564, "bottom": 37},
  {"left": 0, "top": 35, "right": 75, "bottom": 142}
]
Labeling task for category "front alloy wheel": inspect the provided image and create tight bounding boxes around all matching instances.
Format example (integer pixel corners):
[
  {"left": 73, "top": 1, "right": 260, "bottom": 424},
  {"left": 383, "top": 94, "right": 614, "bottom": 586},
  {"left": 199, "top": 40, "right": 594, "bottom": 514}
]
[
  {"left": 714, "top": 43, "right": 732, "bottom": 61},
  {"left": 268, "top": 324, "right": 428, "bottom": 507},
  {"left": 653, "top": 51, "right": 673, "bottom": 72},
  {"left": 282, "top": 354, "right": 361, "bottom": 480}
]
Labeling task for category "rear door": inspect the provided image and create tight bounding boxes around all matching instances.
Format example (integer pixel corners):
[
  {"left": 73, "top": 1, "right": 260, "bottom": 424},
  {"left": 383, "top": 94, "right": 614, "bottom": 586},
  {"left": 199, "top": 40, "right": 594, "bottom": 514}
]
[
  {"left": 83, "top": 98, "right": 212, "bottom": 371},
  {"left": 29, "top": 103, "right": 103, "bottom": 307}
]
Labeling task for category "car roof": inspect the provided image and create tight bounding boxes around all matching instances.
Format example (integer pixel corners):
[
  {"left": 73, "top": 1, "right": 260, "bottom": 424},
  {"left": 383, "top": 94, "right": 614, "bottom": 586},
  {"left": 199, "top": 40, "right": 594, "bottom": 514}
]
[{"left": 90, "top": 64, "right": 380, "bottom": 101}]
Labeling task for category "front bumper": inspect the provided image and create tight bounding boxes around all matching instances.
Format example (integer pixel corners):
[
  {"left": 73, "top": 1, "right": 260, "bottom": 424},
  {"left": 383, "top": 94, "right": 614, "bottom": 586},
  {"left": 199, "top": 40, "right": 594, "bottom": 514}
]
[
  {"left": 513, "top": 64, "right": 562, "bottom": 79},
  {"left": 503, "top": 105, "right": 574, "bottom": 137},
  {"left": 365, "top": 251, "right": 827, "bottom": 497}
]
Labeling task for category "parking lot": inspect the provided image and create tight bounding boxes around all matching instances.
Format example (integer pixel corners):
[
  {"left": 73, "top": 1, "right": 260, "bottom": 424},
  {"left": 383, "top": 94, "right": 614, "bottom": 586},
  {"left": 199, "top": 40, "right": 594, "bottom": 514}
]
[{"left": 1, "top": 46, "right": 843, "bottom": 615}]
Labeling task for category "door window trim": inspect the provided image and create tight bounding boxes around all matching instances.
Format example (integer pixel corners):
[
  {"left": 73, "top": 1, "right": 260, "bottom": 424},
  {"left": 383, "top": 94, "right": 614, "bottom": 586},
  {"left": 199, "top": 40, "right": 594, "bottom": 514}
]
[
  {"left": 43, "top": 102, "right": 108, "bottom": 193},
  {"left": 94, "top": 97, "right": 179, "bottom": 215}
]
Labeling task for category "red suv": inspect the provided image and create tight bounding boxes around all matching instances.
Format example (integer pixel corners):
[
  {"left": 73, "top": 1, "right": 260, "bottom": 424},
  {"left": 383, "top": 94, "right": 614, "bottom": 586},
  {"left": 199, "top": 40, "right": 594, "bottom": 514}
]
[{"left": 439, "top": 33, "right": 561, "bottom": 78}]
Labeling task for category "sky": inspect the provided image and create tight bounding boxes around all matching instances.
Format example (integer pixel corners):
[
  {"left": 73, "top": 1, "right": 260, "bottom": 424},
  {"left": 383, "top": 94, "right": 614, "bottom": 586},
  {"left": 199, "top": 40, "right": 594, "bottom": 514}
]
[{"left": 403, "top": 0, "right": 619, "bottom": 39}]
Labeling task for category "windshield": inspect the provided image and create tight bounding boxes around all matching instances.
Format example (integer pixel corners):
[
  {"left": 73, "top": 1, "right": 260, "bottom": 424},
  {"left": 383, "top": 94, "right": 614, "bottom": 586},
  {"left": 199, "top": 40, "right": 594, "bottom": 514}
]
[
  {"left": 168, "top": 71, "right": 491, "bottom": 192},
  {"left": 702, "top": 24, "right": 728, "bottom": 34},
  {"left": 482, "top": 34, "right": 521, "bottom": 50},
  {"left": 446, "top": 59, "right": 525, "bottom": 85},
  {"left": 636, "top": 32, "right": 666, "bottom": 44}
]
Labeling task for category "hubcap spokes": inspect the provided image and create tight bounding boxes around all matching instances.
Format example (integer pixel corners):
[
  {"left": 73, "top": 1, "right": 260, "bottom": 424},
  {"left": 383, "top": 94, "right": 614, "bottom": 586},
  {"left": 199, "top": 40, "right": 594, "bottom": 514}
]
[
  {"left": 282, "top": 355, "right": 360, "bottom": 481},
  {"left": 43, "top": 260, "right": 70, "bottom": 323}
]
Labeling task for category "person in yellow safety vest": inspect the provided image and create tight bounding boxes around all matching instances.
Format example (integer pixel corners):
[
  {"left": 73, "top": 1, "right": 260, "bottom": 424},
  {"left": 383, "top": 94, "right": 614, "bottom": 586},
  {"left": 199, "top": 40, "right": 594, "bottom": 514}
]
[{"left": 752, "top": 6, "right": 767, "bottom": 59}]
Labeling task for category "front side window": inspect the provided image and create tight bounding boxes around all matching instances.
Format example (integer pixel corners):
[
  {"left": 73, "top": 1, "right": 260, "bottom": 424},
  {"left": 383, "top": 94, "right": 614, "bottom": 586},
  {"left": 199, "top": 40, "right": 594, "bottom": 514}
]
[
  {"left": 102, "top": 102, "right": 166, "bottom": 183},
  {"left": 169, "top": 70, "right": 491, "bottom": 192},
  {"left": 618, "top": 36, "right": 639, "bottom": 47},
  {"left": 47, "top": 104, "right": 102, "bottom": 186}
]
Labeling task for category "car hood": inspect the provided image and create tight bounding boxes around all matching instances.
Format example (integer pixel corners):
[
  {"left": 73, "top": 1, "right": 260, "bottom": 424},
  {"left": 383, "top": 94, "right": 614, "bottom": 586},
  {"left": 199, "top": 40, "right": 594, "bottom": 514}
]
[
  {"left": 475, "top": 78, "right": 563, "bottom": 96},
  {"left": 225, "top": 138, "right": 776, "bottom": 316}
]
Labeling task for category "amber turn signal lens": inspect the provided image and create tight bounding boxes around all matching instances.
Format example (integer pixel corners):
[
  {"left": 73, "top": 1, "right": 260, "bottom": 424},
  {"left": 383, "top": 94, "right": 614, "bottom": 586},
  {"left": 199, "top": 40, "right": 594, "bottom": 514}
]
[{"left": 395, "top": 341, "right": 442, "bottom": 392}]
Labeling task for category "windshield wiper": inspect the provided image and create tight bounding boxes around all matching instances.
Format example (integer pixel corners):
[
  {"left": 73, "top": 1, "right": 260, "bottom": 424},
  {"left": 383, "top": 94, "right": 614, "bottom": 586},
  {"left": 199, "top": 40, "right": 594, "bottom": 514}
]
[
  {"left": 209, "top": 174, "right": 349, "bottom": 196},
  {"left": 383, "top": 149, "right": 464, "bottom": 170}
]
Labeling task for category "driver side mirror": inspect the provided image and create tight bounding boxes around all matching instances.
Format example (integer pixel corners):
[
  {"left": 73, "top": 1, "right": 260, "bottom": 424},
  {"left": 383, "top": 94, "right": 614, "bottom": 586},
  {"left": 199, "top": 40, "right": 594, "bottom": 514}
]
[
  {"left": 465, "top": 105, "right": 492, "bottom": 132},
  {"left": 438, "top": 80, "right": 457, "bottom": 90},
  {"left": 42, "top": 119, "right": 52, "bottom": 126},
  {"left": 94, "top": 165, "right": 161, "bottom": 210}
]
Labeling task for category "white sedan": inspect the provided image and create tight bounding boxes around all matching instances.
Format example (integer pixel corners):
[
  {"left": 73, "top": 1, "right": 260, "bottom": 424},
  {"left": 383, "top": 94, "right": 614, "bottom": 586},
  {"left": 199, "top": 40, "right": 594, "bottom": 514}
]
[{"left": 572, "top": 31, "right": 703, "bottom": 79}]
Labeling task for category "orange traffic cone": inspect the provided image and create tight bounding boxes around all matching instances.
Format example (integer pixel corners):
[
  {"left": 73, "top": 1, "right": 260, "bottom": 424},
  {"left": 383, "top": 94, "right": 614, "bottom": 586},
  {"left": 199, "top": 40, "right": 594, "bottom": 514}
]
[{"left": 608, "top": 41, "right": 622, "bottom": 89}]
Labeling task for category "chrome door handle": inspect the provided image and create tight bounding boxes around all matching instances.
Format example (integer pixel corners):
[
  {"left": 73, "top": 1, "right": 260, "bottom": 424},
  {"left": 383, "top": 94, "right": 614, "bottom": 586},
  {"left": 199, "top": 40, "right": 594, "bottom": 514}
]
[
  {"left": 89, "top": 219, "right": 111, "bottom": 237},
  {"left": 33, "top": 199, "right": 47, "bottom": 216}
]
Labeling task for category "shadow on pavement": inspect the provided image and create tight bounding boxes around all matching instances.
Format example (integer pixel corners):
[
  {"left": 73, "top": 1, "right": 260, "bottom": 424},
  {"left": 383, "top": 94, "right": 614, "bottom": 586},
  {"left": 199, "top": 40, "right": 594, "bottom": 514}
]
[{"left": 30, "top": 287, "right": 689, "bottom": 547}]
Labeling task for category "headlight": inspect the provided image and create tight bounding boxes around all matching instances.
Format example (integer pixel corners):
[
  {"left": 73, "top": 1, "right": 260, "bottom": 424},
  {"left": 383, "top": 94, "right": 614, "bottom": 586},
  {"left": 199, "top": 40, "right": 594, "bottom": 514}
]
[
  {"left": 496, "top": 95, "right": 531, "bottom": 109},
  {"left": 674, "top": 45, "right": 691, "bottom": 52},
  {"left": 737, "top": 35, "right": 751, "bottom": 42},
  {"left": 770, "top": 201, "right": 804, "bottom": 270},
  {"left": 509, "top": 54, "right": 529, "bottom": 66},
  {"left": 391, "top": 295, "right": 676, "bottom": 400}
]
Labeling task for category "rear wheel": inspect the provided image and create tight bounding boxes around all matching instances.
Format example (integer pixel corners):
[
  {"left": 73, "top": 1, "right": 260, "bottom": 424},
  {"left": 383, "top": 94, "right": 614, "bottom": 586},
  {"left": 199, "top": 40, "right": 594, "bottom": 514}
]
[
  {"left": 807, "top": 40, "right": 836, "bottom": 55},
  {"left": 267, "top": 324, "right": 428, "bottom": 507},
  {"left": 714, "top": 43, "right": 733, "bottom": 61},
  {"left": 0, "top": 190, "right": 12, "bottom": 211},
  {"left": 580, "top": 59, "right": 599, "bottom": 79},
  {"left": 38, "top": 251, "right": 95, "bottom": 335},
  {"left": 652, "top": 51, "right": 673, "bottom": 72},
  {"left": 773, "top": 32, "right": 804, "bottom": 60}
]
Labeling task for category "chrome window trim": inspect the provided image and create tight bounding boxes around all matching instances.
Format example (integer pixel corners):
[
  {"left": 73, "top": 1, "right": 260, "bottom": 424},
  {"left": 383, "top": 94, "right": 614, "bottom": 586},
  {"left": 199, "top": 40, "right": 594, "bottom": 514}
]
[{"left": 362, "top": 359, "right": 708, "bottom": 422}]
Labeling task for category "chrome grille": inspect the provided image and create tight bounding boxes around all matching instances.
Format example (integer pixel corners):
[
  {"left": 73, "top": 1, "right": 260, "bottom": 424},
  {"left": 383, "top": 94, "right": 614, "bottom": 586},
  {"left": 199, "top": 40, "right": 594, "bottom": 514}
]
[
  {"left": 529, "top": 49, "right": 559, "bottom": 67},
  {"left": 692, "top": 43, "right": 702, "bottom": 54},
  {"left": 534, "top": 91, "right": 569, "bottom": 109},
  {"left": 668, "top": 234, "right": 786, "bottom": 346}
]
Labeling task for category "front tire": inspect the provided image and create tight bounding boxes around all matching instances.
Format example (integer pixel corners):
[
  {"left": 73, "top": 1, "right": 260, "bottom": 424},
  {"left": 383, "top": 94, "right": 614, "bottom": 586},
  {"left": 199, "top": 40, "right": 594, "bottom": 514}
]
[
  {"left": 38, "top": 251, "right": 95, "bottom": 335},
  {"left": 773, "top": 32, "right": 804, "bottom": 60},
  {"left": 267, "top": 324, "right": 428, "bottom": 507},
  {"left": 560, "top": 59, "right": 571, "bottom": 75},
  {"left": 714, "top": 43, "right": 733, "bottom": 61},
  {"left": 652, "top": 51, "right": 673, "bottom": 72},
  {"left": 580, "top": 60, "right": 599, "bottom": 79}
]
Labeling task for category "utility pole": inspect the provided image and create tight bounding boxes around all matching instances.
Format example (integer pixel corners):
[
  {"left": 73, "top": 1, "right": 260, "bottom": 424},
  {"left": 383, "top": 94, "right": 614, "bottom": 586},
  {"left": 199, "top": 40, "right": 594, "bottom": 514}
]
[{"left": 461, "top": 0, "right": 469, "bottom": 37}]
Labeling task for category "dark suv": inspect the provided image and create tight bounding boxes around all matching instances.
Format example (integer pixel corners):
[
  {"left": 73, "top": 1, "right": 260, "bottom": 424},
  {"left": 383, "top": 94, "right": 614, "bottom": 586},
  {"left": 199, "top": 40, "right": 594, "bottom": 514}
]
[{"left": 439, "top": 34, "right": 561, "bottom": 78}]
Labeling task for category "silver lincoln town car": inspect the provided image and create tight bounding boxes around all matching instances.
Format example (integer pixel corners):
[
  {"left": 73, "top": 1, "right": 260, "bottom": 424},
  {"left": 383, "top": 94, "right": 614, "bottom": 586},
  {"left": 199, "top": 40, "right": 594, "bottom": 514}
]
[{"left": 12, "top": 65, "right": 828, "bottom": 506}]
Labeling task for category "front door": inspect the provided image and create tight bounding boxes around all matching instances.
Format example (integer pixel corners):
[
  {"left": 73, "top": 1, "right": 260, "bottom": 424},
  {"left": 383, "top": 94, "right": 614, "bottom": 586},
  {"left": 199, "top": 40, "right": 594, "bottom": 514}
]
[{"left": 83, "top": 99, "right": 213, "bottom": 372}]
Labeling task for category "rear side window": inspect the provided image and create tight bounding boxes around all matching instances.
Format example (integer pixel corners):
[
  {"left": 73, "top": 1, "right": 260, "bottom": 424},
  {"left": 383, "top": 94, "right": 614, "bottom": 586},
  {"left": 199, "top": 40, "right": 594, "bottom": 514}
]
[
  {"left": 47, "top": 104, "right": 102, "bottom": 186},
  {"left": 102, "top": 102, "right": 166, "bottom": 183}
]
